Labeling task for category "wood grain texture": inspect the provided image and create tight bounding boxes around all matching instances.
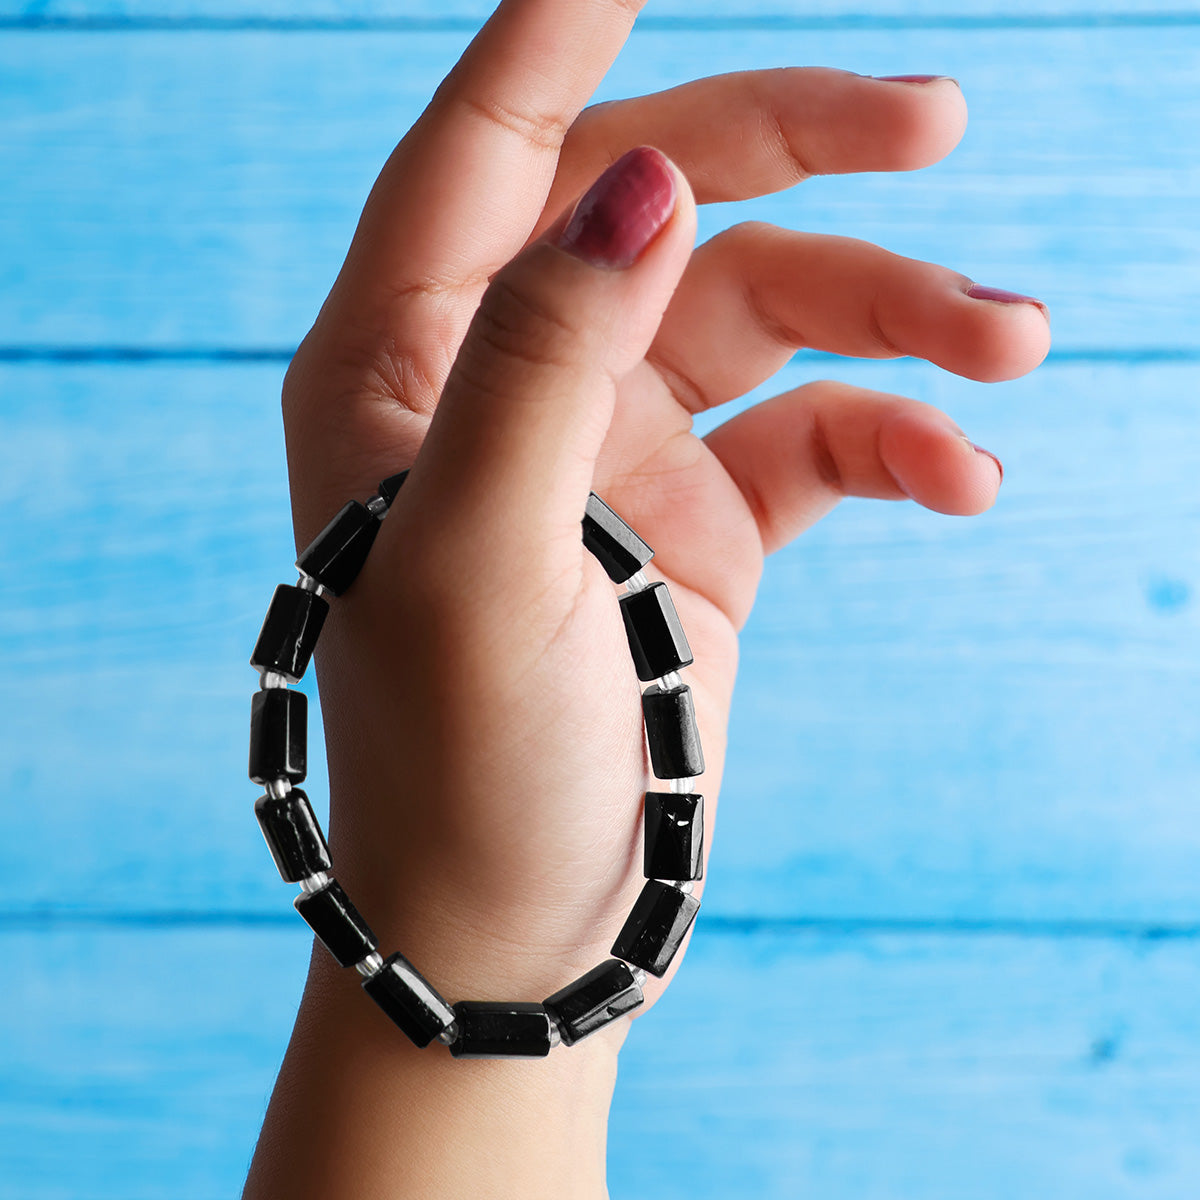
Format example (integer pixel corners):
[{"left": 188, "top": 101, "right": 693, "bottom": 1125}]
[
  {"left": 4, "top": 356, "right": 1199, "bottom": 921},
  {"left": 5, "top": 2, "right": 1200, "bottom": 21},
  {"left": 0, "top": 23, "right": 1195, "bottom": 352},
  {"left": 2, "top": 923, "right": 1198, "bottom": 1199}
]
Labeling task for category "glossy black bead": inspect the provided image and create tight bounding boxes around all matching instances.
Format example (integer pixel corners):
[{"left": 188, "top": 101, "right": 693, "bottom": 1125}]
[
  {"left": 641, "top": 683, "right": 704, "bottom": 779},
  {"left": 294, "top": 880, "right": 378, "bottom": 968},
  {"left": 581, "top": 492, "right": 653, "bottom": 583},
  {"left": 643, "top": 792, "right": 704, "bottom": 881},
  {"left": 249, "top": 688, "right": 307, "bottom": 784},
  {"left": 610, "top": 880, "right": 700, "bottom": 978},
  {"left": 543, "top": 959, "right": 644, "bottom": 1047},
  {"left": 448, "top": 1002, "right": 552, "bottom": 1059},
  {"left": 296, "top": 500, "right": 380, "bottom": 596},
  {"left": 619, "top": 582, "right": 694, "bottom": 681},
  {"left": 250, "top": 584, "right": 329, "bottom": 683},
  {"left": 377, "top": 469, "right": 410, "bottom": 506},
  {"left": 254, "top": 788, "right": 331, "bottom": 882},
  {"left": 362, "top": 952, "right": 456, "bottom": 1049}
]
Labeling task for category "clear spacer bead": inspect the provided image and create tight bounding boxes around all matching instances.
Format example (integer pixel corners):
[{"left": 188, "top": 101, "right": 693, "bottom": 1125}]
[
  {"left": 296, "top": 573, "right": 323, "bottom": 595},
  {"left": 259, "top": 670, "right": 289, "bottom": 690},
  {"left": 631, "top": 968, "right": 647, "bottom": 988},
  {"left": 624, "top": 569, "right": 651, "bottom": 594},
  {"left": 264, "top": 778, "right": 292, "bottom": 800},
  {"left": 355, "top": 951, "right": 385, "bottom": 978},
  {"left": 676, "top": 880, "right": 696, "bottom": 895},
  {"left": 437, "top": 1020, "right": 460, "bottom": 1047},
  {"left": 546, "top": 1013, "right": 563, "bottom": 1048},
  {"left": 298, "top": 871, "right": 331, "bottom": 894},
  {"left": 669, "top": 776, "right": 694, "bottom": 794},
  {"left": 366, "top": 495, "right": 389, "bottom": 517},
  {"left": 656, "top": 670, "right": 683, "bottom": 691}
]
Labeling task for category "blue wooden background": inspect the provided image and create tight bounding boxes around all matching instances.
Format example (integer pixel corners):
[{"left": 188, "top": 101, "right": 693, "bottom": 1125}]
[{"left": 3, "top": 2, "right": 1199, "bottom": 1196}]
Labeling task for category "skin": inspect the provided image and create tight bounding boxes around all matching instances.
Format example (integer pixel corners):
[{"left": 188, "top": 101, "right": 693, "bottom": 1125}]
[{"left": 243, "top": 2, "right": 1051, "bottom": 1196}]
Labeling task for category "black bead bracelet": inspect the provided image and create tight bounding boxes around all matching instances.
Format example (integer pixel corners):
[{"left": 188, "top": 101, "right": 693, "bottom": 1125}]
[{"left": 249, "top": 471, "right": 705, "bottom": 1056}]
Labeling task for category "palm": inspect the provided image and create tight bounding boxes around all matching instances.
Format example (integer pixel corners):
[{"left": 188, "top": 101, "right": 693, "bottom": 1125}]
[{"left": 284, "top": 299, "right": 750, "bottom": 1010}]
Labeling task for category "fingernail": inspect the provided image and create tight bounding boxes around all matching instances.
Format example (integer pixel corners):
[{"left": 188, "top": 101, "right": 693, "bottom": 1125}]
[
  {"left": 556, "top": 146, "right": 677, "bottom": 270},
  {"left": 966, "top": 283, "right": 1049, "bottom": 316},
  {"left": 971, "top": 442, "right": 1004, "bottom": 484},
  {"left": 873, "top": 74, "right": 956, "bottom": 84}
]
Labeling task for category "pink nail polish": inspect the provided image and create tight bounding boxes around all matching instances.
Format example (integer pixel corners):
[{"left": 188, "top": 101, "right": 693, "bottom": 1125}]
[
  {"left": 967, "top": 283, "right": 1049, "bottom": 316},
  {"left": 556, "top": 146, "right": 677, "bottom": 270},
  {"left": 971, "top": 443, "right": 1004, "bottom": 484},
  {"left": 873, "top": 74, "right": 954, "bottom": 84}
]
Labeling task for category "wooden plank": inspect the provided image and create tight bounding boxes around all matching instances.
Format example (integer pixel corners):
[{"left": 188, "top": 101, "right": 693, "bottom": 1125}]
[
  {"left": 0, "top": 25, "right": 1195, "bottom": 352},
  {"left": 4, "top": 3, "right": 1199, "bottom": 24},
  {"left": 611, "top": 924, "right": 1200, "bottom": 1198},
  {"left": 2, "top": 923, "right": 1199, "bottom": 1197},
  {"left": 3, "top": 356, "right": 1200, "bottom": 921}
]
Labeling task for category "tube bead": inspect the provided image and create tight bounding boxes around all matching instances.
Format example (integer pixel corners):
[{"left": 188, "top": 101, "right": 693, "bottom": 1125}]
[{"left": 641, "top": 683, "right": 705, "bottom": 779}]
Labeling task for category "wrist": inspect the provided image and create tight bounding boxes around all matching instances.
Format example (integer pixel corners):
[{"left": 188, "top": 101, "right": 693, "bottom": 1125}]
[{"left": 245, "top": 946, "right": 621, "bottom": 1200}]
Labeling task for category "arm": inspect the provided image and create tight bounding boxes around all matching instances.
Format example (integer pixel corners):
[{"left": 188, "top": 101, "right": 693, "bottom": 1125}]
[{"left": 242, "top": 2, "right": 1049, "bottom": 1195}]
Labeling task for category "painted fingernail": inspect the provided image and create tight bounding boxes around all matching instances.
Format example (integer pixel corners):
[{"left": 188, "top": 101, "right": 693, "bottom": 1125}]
[
  {"left": 971, "top": 443, "right": 1004, "bottom": 484},
  {"left": 556, "top": 146, "right": 677, "bottom": 270},
  {"left": 873, "top": 74, "right": 956, "bottom": 84},
  {"left": 967, "top": 283, "right": 1049, "bottom": 316}
]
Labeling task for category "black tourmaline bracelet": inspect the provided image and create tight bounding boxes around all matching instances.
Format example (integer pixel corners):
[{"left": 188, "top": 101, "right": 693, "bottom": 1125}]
[{"left": 249, "top": 470, "right": 705, "bottom": 1057}]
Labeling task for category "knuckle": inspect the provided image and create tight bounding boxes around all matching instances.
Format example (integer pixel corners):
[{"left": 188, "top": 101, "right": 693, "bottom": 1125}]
[
  {"left": 456, "top": 88, "right": 571, "bottom": 154},
  {"left": 807, "top": 409, "right": 845, "bottom": 495},
  {"left": 755, "top": 92, "right": 818, "bottom": 184},
  {"left": 458, "top": 272, "right": 585, "bottom": 385},
  {"left": 865, "top": 298, "right": 903, "bottom": 358}
]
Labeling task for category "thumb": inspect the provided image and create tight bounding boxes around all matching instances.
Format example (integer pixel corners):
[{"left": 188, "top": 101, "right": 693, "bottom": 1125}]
[{"left": 400, "top": 145, "right": 696, "bottom": 585}]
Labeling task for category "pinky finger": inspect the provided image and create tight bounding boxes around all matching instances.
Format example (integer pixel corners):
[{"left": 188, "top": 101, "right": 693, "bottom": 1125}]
[{"left": 703, "top": 380, "right": 1004, "bottom": 557}]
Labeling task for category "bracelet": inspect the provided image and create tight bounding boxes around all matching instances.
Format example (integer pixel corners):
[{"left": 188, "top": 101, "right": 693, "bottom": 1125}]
[{"left": 248, "top": 469, "right": 706, "bottom": 1057}]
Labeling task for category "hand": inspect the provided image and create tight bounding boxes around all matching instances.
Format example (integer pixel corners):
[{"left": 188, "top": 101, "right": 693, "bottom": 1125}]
[
  {"left": 251, "top": 2, "right": 1049, "bottom": 1194},
  {"left": 280, "top": 12, "right": 1049, "bottom": 1018}
]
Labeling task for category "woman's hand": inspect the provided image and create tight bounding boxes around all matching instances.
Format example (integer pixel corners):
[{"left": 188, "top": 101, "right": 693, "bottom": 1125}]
[{"left": 250, "top": 2, "right": 1049, "bottom": 1195}]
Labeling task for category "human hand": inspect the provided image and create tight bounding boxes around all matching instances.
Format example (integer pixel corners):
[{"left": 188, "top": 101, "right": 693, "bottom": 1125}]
[{"left": 279, "top": 5, "right": 1050, "bottom": 1044}]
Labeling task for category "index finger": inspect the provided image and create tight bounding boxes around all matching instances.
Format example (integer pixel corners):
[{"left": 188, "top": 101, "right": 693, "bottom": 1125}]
[{"left": 331, "top": 0, "right": 645, "bottom": 314}]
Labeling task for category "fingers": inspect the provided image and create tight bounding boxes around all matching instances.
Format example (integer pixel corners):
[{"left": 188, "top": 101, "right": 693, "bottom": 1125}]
[
  {"left": 703, "top": 380, "right": 1004, "bottom": 557},
  {"left": 329, "top": 0, "right": 646, "bottom": 317},
  {"left": 535, "top": 68, "right": 966, "bottom": 233},
  {"left": 646, "top": 222, "right": 1051, "bottom": 413},
  {"left": 393, "top": 147, "right": 697, "bottom": 599}
]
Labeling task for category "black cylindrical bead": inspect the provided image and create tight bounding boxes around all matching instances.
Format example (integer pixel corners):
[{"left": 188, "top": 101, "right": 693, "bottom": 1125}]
[
  {"left": 543, "top": 959, "right": 644, "bottom": 1047},
  {"left": 362, "top": 952, "right": 456, "bottom": 1049},
  {"left": 581, "top": 492, "right": 653, "bottom": 583},
  {"left": 254, "top": 788, "right": 331, "bottom": 882},
  {"left": 610, "top": 880, "right": 700, "bottom": 978},
  {"left": 448, "top": 1002, "right": 553, "bottom": 1059},
  {"left": 377, "top": 469, "right": 410, "bottom": 506},
  {"left": 643, "top": 792, "right": 704, "bottom": 881},
  {"left": 296, "top": 500, "right": 380, "bottom": 596},
  {"left": 294, "top": 880, "right": 378, "bottom": 968},
  {"left": 641, "top": 683, "right": 705, "bottom": 779},
  {"left": 619, "top": 582, "right": 694, "bottom": 681},
  {"left": 249, "top": 688, "right": 307, "bottom": 784},
  {"left": 250, "top": 584, "right": 329, "bottom": 683}
]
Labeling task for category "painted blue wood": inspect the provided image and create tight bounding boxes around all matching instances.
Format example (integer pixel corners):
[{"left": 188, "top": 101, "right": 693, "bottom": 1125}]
[
  {"left": 611, "top": 923, "right": 1200, "bottom": 1198},
  {"left": 0, "top": 25, "right": 1195, "bottom": 352},
  {"left": 4, "top": 356, "right": 1200, "bottom": 921},
  {"left": 2, "top": 923, "right": 1198, "bottom": 1198},
  {"left": 4, "top": 2, "right": 1199, "bottom": 21}
]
